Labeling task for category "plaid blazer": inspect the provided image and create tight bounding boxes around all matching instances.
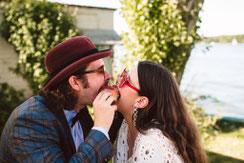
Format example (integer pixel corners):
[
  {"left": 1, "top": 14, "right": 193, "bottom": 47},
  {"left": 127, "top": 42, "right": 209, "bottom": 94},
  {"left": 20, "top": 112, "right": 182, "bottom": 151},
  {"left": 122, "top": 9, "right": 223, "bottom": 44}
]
[{"left": 0, "top": 96, "right": 123, "bottom": 163}]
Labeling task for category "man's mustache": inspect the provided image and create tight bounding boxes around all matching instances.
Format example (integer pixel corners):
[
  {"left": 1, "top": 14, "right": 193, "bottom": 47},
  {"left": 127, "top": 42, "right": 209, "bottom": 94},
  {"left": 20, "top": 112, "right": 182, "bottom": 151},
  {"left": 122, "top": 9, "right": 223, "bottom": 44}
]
[{"left": 98, "top": 80, "right": 109, "bottom": 93}]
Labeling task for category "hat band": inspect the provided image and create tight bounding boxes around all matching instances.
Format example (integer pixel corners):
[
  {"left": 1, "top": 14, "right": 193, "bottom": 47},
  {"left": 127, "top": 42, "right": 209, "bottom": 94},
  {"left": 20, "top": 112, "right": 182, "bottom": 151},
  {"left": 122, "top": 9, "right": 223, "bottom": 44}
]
[{"left": 50, "top": 48, "right": 99, "bottom": 78}]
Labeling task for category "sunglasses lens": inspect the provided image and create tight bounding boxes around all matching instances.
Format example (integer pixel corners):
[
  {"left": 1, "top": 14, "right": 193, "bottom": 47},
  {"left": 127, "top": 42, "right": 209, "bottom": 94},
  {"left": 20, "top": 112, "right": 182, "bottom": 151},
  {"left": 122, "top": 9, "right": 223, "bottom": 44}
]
[
  {"left": 120, "top": 79, "right": 125, "bottom": 88},
  {"left": 98, "top": 67, "right": 105, "bottom": 78},
  {"left": 119, "top": 74, "right": 127, "bottom": 87}
]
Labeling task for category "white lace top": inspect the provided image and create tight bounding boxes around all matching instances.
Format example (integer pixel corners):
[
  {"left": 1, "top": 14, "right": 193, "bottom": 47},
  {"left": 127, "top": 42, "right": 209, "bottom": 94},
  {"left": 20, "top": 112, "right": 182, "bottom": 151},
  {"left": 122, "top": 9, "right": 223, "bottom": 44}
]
[{"left": 115, "top": 120, "right": 184, "bottom": 163}]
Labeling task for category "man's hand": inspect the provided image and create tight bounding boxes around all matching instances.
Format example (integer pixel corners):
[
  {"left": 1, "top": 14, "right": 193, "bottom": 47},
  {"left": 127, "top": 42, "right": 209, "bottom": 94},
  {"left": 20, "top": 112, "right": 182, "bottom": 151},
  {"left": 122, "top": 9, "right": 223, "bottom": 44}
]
[{"left": 93, "top": 91, "right": 117, "bottom": 132}]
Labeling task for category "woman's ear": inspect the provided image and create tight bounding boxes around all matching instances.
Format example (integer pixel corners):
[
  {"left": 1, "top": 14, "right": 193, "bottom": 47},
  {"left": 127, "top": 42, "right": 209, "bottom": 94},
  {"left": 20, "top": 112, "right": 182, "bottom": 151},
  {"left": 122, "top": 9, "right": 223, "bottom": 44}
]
[
  {"left": 134, "top": 96, "right": 149, "bottom": 109},
  {"left": 68, "top": 75, "right": 81, "bottom": 91}
]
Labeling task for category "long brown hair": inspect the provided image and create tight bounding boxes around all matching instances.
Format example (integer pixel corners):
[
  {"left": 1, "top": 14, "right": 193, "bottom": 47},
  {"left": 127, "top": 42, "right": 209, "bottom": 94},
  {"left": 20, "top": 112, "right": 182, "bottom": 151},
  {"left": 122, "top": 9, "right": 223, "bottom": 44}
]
[
  {"left": 136, "top": 61, "right": 208, "bottom": 163},
  {"left": 39, "top": 66, "right": 88, "bottom": 110}
]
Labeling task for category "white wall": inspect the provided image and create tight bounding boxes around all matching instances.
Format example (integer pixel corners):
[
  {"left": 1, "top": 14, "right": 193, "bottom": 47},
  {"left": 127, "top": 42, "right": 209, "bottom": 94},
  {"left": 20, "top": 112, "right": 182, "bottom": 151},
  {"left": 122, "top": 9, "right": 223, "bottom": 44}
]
[
  {"left": 0, "top": 36, "right": 32, "bottom": 97},
  {"left": 74, "top": 7, "right": 114, "bottom": 30}
]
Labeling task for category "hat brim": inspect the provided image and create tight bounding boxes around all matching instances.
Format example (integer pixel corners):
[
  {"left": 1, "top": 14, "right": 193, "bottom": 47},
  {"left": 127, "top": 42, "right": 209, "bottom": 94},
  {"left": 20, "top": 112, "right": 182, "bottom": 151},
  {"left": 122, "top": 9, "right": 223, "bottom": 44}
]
[{"left": 43, "top": 50, "right": 112, "bottom": 90}]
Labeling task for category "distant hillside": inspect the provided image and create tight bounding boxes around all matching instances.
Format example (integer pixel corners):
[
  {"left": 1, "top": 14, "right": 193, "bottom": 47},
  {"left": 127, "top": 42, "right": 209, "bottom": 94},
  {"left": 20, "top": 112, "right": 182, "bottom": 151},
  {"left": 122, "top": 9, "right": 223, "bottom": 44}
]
[{"left": 201, "top": 34, "right": 244, "bottom": 43}]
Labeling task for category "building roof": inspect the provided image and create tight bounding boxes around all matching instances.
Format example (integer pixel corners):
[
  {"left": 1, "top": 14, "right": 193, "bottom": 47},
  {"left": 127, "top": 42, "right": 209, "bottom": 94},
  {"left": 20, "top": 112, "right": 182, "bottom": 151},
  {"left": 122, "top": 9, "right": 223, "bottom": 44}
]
[
  {"left": 47, "top": 0, "right": 119, "bottom": 10},
  {"left": 82, "top": 29, "right": 121, "bottom": 45}
]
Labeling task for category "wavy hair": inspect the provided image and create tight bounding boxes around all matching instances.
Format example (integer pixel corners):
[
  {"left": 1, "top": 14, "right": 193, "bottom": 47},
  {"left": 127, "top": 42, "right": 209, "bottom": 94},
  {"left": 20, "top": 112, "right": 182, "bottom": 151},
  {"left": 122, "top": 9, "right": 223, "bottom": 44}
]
[{"left": 136, "top": 61, "right": 207, "bottom": 163}]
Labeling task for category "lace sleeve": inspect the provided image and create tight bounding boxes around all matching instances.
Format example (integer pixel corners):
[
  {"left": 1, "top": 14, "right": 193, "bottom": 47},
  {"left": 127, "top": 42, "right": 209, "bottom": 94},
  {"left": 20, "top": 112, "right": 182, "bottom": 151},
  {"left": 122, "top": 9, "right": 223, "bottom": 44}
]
[{"left": 130, "top": 129, "right": 183, "bottom": 163}]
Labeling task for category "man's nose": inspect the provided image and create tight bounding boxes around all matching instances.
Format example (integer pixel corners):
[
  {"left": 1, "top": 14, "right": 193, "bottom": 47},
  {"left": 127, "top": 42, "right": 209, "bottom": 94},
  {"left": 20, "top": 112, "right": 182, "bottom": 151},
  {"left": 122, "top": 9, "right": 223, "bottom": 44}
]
[{"left": 104, "top": 71, "right": 111, "bottom": 80}]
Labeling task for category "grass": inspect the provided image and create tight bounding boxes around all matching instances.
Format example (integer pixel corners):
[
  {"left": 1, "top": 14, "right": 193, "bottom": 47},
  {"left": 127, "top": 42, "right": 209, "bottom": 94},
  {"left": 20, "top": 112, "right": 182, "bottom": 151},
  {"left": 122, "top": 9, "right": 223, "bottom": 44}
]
[
  {"left": 206, "top": 119, "right": 244, "bottom": 163},
  {"left": 207, "top": 151, "right": 244, "bottom": 163}
]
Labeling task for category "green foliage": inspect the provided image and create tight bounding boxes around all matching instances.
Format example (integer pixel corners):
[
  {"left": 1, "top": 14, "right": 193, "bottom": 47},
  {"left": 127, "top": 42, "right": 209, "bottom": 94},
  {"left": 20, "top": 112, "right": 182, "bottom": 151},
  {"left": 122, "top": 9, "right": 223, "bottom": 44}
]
[
  {"left": 120, "top": 0, "right": 202, "bottom": 82},
  {"left": 184, "top": 94, "right": 220, "bottom": 145},
  {"left": 0, "top": 82, "right": 25, "bottom": 133},
  {"left": 0, "top": 0, "right": 80, "bottom": 94},
  {"left": 207, "top": 151, "right": 244, "bottom": 163}
]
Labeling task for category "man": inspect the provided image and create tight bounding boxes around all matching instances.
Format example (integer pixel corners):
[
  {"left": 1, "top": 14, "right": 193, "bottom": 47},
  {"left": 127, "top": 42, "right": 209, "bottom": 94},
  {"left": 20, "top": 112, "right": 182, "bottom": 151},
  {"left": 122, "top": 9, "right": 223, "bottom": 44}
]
[{"left": 0, "top": 36, "right": 123, "bottom": 162}]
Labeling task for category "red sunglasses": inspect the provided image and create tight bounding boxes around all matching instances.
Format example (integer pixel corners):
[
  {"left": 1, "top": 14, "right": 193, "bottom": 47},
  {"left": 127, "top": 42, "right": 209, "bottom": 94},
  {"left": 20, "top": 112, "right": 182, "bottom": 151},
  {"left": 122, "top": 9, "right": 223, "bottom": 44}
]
[{"left": 116, "top": 68, "right": 140, "bottom": 92}]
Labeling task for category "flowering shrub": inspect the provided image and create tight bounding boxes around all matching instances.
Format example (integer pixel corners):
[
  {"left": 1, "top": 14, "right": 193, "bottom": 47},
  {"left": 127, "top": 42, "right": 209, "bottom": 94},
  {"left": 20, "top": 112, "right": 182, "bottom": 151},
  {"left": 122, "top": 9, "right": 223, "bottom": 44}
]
[{"left": 0, "top": 0, "right": 80, "bottom": 93}]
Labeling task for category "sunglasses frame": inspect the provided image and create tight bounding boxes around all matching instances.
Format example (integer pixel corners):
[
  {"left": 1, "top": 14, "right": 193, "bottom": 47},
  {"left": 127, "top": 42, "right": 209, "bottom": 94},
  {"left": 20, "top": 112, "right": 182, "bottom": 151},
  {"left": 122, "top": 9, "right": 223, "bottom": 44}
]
[
  {"left": 80, "top": 66, "right": 105, "bottom": 78},
  {"left": 117, "top": 68, "right": 140, "bottom": 92}
]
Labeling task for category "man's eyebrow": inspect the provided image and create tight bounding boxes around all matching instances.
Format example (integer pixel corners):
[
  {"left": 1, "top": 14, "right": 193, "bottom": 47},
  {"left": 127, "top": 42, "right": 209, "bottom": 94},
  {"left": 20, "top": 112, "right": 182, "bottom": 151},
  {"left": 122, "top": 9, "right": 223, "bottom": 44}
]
[
  {"left": 90, "top": 65, "right": 104, "bottom": 70},
  {"left": 85, "top": 64, "right": 103, "bottom": 72}
]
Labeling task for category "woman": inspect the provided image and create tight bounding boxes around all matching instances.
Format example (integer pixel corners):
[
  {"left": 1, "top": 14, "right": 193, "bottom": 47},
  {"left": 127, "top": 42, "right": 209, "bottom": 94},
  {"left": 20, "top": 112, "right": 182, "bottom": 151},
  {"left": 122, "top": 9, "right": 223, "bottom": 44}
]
[{"left": 115, "top": 61, "right": 208, "bottom": 163}]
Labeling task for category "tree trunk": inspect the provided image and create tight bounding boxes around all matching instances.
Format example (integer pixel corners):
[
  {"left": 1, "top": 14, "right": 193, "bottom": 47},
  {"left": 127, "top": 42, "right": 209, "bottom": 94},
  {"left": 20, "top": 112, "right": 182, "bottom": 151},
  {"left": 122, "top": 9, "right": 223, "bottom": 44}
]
[{"left": 176, "top": 0, "right": 204, "bottom": 85}]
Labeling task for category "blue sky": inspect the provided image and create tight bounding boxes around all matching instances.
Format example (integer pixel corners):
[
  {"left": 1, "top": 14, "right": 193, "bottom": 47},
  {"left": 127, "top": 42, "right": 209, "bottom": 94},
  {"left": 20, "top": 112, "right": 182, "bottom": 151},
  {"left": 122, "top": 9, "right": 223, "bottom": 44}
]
[{"left": 114, "top": 0, "right": 244, "bottom": 37}]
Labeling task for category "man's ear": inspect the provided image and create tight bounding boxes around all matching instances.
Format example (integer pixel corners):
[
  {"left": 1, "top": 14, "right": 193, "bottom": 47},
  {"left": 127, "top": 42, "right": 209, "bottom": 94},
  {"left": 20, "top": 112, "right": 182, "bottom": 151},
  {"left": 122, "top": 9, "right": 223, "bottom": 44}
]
[
  {"left": 68, "top": 75, "right": 81, "bottom": 91},
  {"left": 134, "top": 96, "right": 149, "bottom": 109}
]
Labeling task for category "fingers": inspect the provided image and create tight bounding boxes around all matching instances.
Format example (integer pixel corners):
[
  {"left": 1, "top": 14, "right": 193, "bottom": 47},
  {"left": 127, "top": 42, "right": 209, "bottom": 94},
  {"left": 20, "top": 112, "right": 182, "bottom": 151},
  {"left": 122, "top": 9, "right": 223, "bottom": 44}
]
[
  {"left": 94, "top": 91, "right": 111, "bottom": 103},
  {"left": 93, "top": 91, "right": 118, "bottom": 131},
  {"left": 93, "top": 91, "right": 117, "bottom": 106},
  {"left": 106, "top": 95, "right": 117, "bottom": 105},
  {"left": 95, "top": 91, "right": 104, "bottom": 101},
  {"left": 100, "top": 91, "right": 112, "bottom": 101}
]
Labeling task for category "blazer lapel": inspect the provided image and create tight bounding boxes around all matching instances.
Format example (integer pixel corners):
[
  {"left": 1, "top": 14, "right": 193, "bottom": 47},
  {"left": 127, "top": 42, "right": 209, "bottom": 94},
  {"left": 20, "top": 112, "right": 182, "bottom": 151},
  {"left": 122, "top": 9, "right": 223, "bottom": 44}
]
[
  {"left": 78, "top": 107, "right": 94, "bottom": 138},
  {"left": 54, "top": 109, "right": 76, "bottom": 154},
  {"left": 44, "top": 101, "right": 76, "bottom": 159},
  {"left": 44, "top": 98, "right": 93, "bottom": 159}
]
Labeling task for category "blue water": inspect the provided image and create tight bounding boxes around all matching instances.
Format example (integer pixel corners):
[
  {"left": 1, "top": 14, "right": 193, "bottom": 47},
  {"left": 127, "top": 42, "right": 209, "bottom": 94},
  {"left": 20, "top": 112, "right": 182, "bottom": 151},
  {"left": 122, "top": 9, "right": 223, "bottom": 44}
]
[{"left": 180, "top": 43, "right": 244, "bottom": 121}]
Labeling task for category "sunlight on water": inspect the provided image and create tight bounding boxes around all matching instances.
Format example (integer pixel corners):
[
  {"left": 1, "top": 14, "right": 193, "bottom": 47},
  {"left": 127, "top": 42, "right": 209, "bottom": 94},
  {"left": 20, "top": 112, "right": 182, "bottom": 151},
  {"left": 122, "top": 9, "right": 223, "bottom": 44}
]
[
  {"left": 113, "top": 43, "right": 244, "bottom": 121},
  {"left": 180, "top": 43, "right": 244, "bottom": 121}
]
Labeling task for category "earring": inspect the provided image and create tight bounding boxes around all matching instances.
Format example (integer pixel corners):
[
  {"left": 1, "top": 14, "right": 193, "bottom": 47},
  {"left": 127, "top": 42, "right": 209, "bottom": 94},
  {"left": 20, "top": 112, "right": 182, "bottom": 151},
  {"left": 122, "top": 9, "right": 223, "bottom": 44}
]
[{"left": 132, "top": 105, "right": 138, "bottom": 126}]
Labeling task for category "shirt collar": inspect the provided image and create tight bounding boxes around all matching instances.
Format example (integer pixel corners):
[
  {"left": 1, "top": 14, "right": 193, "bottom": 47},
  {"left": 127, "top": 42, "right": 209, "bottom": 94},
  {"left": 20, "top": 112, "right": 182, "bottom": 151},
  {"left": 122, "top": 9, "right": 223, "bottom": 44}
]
[{"left": 64, "top": 110, "right": 77, "bottom": 125}]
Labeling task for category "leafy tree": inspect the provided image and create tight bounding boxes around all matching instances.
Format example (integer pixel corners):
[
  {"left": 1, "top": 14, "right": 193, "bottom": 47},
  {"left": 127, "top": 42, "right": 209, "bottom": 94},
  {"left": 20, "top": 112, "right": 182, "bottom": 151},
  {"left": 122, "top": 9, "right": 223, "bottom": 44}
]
[
  {"left": 120, "top": 0, "right": 220, "bottom": 144},
  {"left": 120, "top": 0, "right": 203, "bottom": 84},
  {"left": 0, "top": 0, "right": 80, "bottom": 94}
]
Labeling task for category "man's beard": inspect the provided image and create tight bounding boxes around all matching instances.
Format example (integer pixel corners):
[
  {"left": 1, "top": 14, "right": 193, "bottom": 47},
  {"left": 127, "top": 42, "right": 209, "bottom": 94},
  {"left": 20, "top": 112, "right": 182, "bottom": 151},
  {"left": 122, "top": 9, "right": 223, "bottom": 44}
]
[{"left": 83, "top": 80, "right": 109, "bottom": 107}]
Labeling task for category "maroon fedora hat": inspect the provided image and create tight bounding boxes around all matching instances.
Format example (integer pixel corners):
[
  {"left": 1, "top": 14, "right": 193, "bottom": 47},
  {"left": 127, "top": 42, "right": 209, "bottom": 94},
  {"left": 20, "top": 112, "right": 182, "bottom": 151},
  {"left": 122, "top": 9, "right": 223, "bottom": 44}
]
[{"left": 43, "top": 36, "right": 112, "bottom": 90}]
